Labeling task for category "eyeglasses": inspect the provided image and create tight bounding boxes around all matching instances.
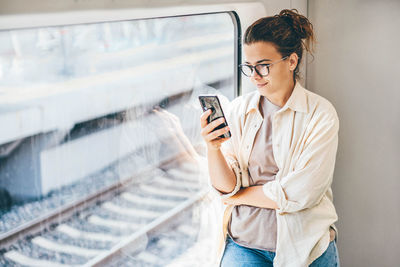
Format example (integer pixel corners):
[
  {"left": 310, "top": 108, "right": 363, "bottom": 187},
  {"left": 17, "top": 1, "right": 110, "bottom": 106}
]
[{"left": 239, "top": 56, "right": 289, "bottom": 77}]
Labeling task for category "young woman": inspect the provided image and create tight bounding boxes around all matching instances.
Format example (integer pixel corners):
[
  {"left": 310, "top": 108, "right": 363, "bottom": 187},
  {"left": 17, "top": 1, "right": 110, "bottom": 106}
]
[{"left": 200, "top": 9, "right": 340, "bottom": 267}]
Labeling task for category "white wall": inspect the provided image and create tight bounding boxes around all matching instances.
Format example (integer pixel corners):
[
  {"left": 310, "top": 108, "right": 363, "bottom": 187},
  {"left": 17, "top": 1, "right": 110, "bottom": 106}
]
[{"left": 307, "top": 0, "right": 400, "bottom": 266}]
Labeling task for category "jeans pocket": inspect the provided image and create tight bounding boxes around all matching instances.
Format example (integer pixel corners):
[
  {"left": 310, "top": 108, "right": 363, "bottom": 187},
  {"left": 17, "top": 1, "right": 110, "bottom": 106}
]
[{"left": 309, "top": 241, "right": 338, "bottom": 267}]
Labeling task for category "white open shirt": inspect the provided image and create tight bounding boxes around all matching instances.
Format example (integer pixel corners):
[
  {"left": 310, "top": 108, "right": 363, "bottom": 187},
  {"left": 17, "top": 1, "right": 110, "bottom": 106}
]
[{"left": 212, "top": 81, "right": 339, "bottom": 267}]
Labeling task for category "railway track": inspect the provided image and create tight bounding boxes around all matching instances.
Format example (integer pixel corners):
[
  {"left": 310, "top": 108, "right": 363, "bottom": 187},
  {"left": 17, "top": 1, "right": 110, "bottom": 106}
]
[{"left": 0, "top": 158, "right": 209, "bottom": 267}]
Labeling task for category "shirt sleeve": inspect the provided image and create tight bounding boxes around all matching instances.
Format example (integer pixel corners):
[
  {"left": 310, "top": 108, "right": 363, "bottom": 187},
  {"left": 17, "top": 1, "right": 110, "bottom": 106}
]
[{"left": 262, "top": 112, "right": 339, "bottom": 214}]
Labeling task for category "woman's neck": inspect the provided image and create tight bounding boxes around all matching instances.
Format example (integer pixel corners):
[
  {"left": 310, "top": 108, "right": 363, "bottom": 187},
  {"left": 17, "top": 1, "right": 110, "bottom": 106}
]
[{"left": 263, "top": 79, "right": 295, "bottom": 107}]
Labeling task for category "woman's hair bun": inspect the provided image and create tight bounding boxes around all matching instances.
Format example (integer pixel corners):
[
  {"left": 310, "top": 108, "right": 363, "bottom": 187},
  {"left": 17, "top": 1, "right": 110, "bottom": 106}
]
[{"left": 278, "top": 9, "right": 313, "bottom": 40}]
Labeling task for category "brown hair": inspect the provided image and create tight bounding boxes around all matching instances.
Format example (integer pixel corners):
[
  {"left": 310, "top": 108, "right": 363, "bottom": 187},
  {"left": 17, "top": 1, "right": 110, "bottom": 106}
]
[{"left": 244, "top": 9, "right": 315, "bottom": 81}]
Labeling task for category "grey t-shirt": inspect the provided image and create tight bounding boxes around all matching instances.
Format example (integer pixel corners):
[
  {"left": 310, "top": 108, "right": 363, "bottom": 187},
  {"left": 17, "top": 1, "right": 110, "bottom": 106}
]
[{"left": 228, "top": 95, "right": 281, "bottom": 251}]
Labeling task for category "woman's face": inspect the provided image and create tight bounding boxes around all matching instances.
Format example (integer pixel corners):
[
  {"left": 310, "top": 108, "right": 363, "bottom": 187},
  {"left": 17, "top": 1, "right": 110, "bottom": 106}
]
[{"left": 243, "top": 41, "right": 297, "bottom": 96}]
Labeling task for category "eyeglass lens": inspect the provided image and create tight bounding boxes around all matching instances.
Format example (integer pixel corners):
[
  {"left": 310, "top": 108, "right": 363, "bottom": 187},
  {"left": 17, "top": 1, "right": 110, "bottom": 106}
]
[{"left": 241, "top": 65, "right": 269, "bottom": 77}]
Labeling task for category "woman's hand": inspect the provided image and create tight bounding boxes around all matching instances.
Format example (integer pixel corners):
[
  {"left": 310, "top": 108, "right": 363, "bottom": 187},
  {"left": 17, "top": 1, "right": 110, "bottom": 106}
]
[
  {"left": 222, "top": 186, "right": 279, "bottom": 210},
  {"left": 223, "top": 192, "right": 242, "bottom": 206},
  {"left": 200, "top": 109, "right": 230, "bottom": 151}
]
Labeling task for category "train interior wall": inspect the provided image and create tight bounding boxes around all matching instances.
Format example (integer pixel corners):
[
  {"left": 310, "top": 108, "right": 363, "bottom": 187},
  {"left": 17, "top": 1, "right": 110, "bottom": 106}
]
[{"left": 307, "top": 1, "right": 400, "bottom": 266}]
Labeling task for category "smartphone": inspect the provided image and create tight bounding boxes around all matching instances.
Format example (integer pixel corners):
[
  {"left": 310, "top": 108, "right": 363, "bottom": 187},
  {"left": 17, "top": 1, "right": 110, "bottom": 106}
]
[{"left": 198, "top": 95, "right": 231, "bottom": 139}]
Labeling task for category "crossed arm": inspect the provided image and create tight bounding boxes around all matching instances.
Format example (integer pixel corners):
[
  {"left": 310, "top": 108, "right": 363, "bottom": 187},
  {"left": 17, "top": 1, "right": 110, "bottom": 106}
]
[
  {"left": 206, "top": 145, "right": 278, "bottom": 210},
  {"left": 222, "top": 185, "right": 279, "bottom": 209}
]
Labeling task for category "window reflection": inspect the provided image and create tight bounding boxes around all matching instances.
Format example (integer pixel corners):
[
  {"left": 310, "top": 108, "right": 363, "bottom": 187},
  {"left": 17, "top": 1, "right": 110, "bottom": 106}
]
[{"left": 0, "top": 12, "right": 235, "bottom": 266}]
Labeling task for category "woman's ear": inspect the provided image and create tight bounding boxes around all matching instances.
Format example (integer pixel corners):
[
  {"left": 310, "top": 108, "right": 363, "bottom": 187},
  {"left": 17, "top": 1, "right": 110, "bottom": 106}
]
[{"left": 289, "top": 53, "right": 298, "bottom": 72}]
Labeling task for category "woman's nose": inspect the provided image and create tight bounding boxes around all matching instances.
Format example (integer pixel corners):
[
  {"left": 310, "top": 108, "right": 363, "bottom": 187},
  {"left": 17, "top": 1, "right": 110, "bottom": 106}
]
[{"left": 251, "top": 70, "right": 262, "bottom": 80}]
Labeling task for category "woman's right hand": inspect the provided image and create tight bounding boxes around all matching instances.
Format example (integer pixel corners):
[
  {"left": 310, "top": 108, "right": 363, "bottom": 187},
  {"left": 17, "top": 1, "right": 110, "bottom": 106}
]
[{"left": 200, "top": 109, "right": 230, "bottom": 151}]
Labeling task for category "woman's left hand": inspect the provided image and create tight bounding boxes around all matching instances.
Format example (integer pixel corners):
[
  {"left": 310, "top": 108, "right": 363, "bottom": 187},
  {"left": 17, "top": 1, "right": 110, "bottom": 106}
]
[
  {"left": 221, "top": 186, "right": 279, "bottom": 210},
  {"left": 223, "top": 189, "right": 244, "bottom": 205}
]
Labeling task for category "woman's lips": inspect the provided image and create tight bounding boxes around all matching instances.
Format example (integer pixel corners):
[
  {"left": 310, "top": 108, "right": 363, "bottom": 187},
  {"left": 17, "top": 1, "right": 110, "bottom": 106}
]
[{"left": 256, "top": 82, "right": 268, "bottom": 88}]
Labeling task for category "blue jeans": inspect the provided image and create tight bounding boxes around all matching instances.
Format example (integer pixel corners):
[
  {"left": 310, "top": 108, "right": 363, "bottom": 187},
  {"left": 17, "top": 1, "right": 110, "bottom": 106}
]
[{"left": 221, "top": 237, "right": 340, "bottom": 267}]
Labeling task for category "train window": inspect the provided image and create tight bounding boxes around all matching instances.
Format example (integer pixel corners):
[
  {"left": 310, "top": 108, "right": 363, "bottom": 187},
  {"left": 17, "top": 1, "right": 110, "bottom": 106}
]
[{"left": 0, "top": 12, "right": 236, "bottom": 266}]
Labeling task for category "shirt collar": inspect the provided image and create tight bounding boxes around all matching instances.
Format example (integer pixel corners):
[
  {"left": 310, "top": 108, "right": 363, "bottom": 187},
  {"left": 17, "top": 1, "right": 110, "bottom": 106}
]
[{"left": 245, "top": 81, "right": 308, "bottom": 115}]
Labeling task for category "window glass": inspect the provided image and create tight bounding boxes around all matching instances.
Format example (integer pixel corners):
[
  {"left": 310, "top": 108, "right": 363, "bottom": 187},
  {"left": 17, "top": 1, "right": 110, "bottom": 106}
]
[{"left": 0, "top": 13, "right": 235, "bottom": 266}]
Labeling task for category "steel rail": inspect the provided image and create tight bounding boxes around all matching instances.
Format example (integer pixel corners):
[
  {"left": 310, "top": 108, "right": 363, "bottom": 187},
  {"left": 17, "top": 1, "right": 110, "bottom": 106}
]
[
  {"left": 85, "top": 189, "right": 209, "bottom": 267},
  {"left": 0, "top": 147, "right": 202, "bottom": 249},
  {"left": 0, "top": 171, "right": 132, "bottom": 249}
]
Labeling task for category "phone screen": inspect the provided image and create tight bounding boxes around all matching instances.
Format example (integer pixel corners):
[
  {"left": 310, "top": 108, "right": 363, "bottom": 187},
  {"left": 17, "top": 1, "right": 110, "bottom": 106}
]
[
  {"left": 198, "top": 95, "right": 231, "bottom": 138},
  {"left": 201, "top": 97, "right": 224, "bottom": 123}
]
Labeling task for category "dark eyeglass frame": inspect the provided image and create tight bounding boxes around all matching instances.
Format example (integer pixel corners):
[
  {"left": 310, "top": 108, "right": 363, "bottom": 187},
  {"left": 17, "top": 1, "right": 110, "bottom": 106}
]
[{"left": 239, "top": 56, "right": 289, "bottom": 77}]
